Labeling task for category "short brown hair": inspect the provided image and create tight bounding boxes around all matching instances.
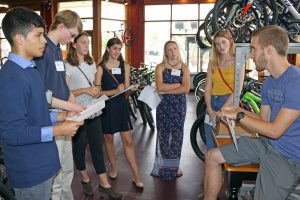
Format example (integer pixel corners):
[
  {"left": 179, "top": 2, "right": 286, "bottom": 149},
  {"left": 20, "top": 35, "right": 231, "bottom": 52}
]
[
  {"left": 50, "top": 10, "right": 82, "bottom": 33},
  {"left": 252, "top": 25, "right": 289, "bottom": 56}
]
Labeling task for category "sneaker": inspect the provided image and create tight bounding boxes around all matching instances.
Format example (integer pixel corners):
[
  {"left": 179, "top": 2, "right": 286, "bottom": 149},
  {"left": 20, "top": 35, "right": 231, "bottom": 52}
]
[
  {"left": 81, "top": 181, "right": 93, "bottom": 196},
  {"left": 99, "top": 185, "right": 122, "bottom": 200}
]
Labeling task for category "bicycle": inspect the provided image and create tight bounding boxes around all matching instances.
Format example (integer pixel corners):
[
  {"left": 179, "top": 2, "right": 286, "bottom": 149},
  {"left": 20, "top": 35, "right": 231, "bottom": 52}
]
[
  {"left": 210, "top": 0, "right": 300, "bottom": 43},
  {"left": 107, "top": 24, "right": 133, "bottom": 47},
  {"left": 129, "top": 65, "right": 156, "bottom": 130},
  {"left": 210, "top": 0, "right": 278, "bottom": 43}
]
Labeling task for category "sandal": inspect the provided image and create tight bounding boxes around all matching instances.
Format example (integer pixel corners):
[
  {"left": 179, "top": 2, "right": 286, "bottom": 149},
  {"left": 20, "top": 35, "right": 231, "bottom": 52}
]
[{"left": 132, "top": 178, "right": 144, "bottom": 189}]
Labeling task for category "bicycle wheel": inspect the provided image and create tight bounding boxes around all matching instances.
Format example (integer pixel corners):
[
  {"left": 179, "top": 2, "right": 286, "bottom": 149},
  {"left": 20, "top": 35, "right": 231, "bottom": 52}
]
[
  {"left": 196, "top": 23, "right": 212, "bottom": 49},
  {"left": 276, "top": 0, "right": 300, "bottom": 43},
  {"left": 142, "top": 103, "right": 155, "bottom": 130},
  {"left": 190, "top": 113, "right": 207, "bottom": 161},
  {"left": 194, "top": 78, "right": 206, "bottom": 102},
  {"left": 203, "top": 9, "right": 215, "bottom": 45},
  {"left": 196, "top": 96, "right": 207, "bottom": 118},
  {"left": 122, "top": 29, "right": 133, "bottom": 47},
  {"left": 192, "top": 72, "right": 207, "bottom": 89},
  {"left": 137, "top": 100, "right": 147, "bottom": 125},
  {"left": 212, "top": 0, "right": 278, "bottom": 43}
]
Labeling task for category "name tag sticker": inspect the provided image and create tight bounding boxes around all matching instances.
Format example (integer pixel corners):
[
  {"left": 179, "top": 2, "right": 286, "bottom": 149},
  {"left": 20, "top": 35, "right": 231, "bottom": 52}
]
[
  {"left": 55, "top": 61, "right": 65, "bottom": 71},
  {"left": 112, "top": 68, "right": 121, "bottom": 74},
  {"left": 171, "top": 69, "right": 181, "bottom": 76}
]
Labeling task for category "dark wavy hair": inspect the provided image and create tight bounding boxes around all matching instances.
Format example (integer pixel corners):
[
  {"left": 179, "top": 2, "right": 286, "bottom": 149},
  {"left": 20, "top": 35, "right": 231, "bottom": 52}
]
[
  {"left": 97, "top": 37, "right": 124, "bottom": 68},
  {"left": 66, "top": 31, "right": 94, "bottom": 66}
]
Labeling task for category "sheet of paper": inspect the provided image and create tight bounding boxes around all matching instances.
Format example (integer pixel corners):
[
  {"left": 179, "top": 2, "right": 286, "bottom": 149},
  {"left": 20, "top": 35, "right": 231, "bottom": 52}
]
[
  {"left": 111, "top": 85, "right": 134, "bottom": 99},
  {"left": 68, "top": 97, "right": 107, "bottom": 121},
  {"left": 204, "top": 113, "right": 216, "bottom": 127},
  {"left": 137, "top": 85, "right": 161, "bottom": 110},
  {"left": 226, "top": 117, "right": 239, "bottom": 151}
]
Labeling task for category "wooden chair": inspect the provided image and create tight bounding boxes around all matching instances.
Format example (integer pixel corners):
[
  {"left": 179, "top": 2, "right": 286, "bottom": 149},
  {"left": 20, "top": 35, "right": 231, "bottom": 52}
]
[{"left": 212, "top": 122, "right": 259, "bottom": 200}]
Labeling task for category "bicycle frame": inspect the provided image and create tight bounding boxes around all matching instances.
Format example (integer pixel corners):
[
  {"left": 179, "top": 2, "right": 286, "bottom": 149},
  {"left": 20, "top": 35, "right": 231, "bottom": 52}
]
[
  {"left": 242, "top": 91, "right": 261, "bottom": 114},
  {"left": 278, "top": 0, "right": 300, "bottom": 19}
]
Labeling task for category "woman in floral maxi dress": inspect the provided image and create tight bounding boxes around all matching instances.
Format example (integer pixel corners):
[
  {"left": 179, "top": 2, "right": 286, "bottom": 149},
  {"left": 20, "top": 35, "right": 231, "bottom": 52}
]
[{"left": 151, "top": 40, "right": 190, "bottom": 180}]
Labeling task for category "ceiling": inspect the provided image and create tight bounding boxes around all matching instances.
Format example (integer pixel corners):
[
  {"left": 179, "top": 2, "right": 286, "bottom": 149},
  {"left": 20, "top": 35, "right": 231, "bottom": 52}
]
[
  {"left": 0, "top": 0, "right": 46, "bottom": 7},
  {"left": 0, "top": 0, "right": 128, "bottom": 7}
]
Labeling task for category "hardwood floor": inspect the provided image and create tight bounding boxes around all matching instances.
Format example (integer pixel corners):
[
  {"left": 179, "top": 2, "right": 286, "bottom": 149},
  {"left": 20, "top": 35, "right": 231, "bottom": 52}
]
[{"left": 71, "top": 93, "right": 205, "bottom": 200}]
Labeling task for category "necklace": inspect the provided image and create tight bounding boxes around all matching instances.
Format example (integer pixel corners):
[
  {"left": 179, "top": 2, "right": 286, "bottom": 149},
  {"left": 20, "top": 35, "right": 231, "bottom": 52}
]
[{"left": 167, "top": 61, "right": 179, "bottom": 68}]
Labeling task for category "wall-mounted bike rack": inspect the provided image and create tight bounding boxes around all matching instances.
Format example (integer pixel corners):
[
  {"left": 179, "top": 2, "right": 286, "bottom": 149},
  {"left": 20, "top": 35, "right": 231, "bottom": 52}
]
[{"left": 233, "top": 43, "right": 300, "bottom": 106}]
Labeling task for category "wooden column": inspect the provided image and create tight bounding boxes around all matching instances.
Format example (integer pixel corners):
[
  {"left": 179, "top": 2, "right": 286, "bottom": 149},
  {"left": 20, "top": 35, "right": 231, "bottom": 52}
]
[
  {"left": 92, "top": 0, "right": 101, "bottom": 63},
  {"left": 128, "top": 0, "right": 145, "bottom": 67}
]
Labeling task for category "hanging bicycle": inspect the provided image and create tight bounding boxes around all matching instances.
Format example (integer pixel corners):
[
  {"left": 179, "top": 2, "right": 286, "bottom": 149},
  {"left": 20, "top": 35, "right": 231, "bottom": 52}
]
[
  {"left": 211, "top": 0, "right": 278, "bottom": 43},
  {"left": 107, "top": 24, "right": 133, "bottom": 47}
]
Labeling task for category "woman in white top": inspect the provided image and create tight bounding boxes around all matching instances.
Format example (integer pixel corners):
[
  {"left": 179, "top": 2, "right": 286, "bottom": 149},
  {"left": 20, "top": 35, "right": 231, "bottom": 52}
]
[{"left": 65, "top": 32, "right": 122, "bottom": 199}]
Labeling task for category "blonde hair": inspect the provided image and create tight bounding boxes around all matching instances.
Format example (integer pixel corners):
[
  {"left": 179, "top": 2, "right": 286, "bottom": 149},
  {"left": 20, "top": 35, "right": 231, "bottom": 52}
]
[
  {"left": 50, "top": 10, "right": 82, "bottom": 33},
  {"left": 210, "top": 30, "right": 235, "bottom": 71},
  {"left": 162, "top": 40, "right": 183, "bottom": 65}
]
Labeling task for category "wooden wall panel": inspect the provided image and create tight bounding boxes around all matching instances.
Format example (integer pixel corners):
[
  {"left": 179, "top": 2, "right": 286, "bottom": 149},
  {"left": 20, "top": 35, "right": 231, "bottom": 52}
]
[{"left": 128, "top": 0, "right": 145, "bottom": 67}]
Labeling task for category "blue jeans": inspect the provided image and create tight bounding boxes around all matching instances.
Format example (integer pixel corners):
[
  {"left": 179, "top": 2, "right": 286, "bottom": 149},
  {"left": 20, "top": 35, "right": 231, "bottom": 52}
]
[
  {"left": 204, "top": 94, "right": 230, "bottom": 150},
  {"left": 14, "top": 177, "right": 53, "bottom": 200}
]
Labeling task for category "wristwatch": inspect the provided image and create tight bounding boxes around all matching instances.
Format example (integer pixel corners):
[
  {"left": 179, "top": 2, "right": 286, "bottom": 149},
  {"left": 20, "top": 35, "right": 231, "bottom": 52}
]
[{"left": 236, "top": 112, "right": 245, "bottom": 123}]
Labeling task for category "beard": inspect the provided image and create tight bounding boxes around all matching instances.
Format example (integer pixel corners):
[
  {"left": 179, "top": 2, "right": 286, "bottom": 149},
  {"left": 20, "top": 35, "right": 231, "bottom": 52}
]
[{"left": 255, "top": 53, "right": 267, "bottom": 72}]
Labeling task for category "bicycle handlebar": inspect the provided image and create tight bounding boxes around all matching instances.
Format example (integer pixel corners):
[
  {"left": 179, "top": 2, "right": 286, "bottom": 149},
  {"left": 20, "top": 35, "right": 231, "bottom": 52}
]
[{"left": 242, "top": 91, "right": 261, "bottom": 114}]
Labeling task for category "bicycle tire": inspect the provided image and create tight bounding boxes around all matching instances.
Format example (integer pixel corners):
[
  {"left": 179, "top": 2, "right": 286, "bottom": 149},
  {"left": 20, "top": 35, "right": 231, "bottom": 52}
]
[
  {"left": 123, "top": 29, "right": 133, "bottom": 47},
  {"left": 203, "top": 9, "right": 214, "bottom": 45},
  {"left": 212, "top": 0, "right": 278, "bottom": 43},
  {"left": 142, "top": 103, "right": 155, "bottom": 130},
  {"left": 196, "top": 96, "right": 207, "bottom": 118},
  {"left": 127, "top": 99, "right": 137, "bottom": 120},
  {"left": 195, "top": 23, "right": 212, "bottom": 49},
  {"left": 190, "top": 113, "right": 206, "bottom": 162},
  {"left": 194, "top": 78, "right": 206, "bottom": 102},
  {"left": 192, "top": 72, "right": 207, "bottom": 89},
  {"left": 137, "top": 100, "right": 147, "bottom": 125}
]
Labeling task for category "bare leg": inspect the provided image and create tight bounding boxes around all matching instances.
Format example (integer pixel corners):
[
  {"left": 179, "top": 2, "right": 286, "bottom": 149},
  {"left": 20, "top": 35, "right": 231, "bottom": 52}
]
[
  {"left": 98, "top": 173, "right": 111, "bottom": 188},
  {"left": 80, "top": 170, "right": 90, "bottom": 182},
  {"left": 120, "top": 131, "right": 142, "bottom": 183},
  {"left": 104, "top": 134, "right": 118, "bottom": 177},
  {"left": 204, "top": 148, "right": 226, "bottom": 200}
]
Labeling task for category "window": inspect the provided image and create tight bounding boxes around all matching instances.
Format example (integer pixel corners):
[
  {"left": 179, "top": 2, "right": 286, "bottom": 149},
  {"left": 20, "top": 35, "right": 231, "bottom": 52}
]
[
  {"left": 0, "top": 11, "right": 41, "bottom": 61},
  {"left": 101, "top": 1, "right": 126, "bottom": 59},
  {"left": 58, "top": 1, "right": 93, "bottom": 30},
  {"left": 0, "top": 13, "right": 10, "bottom": 60},
  {"left": 58, "top": 1, "right": 93, "bottom": 56},
  {"left": 144, "top": 3, "right": 214, "bottom": 73}
]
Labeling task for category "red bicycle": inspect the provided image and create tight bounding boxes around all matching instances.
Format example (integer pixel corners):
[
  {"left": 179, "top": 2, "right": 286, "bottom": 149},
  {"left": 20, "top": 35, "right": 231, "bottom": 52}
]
[{"left": 107, "top": 24, "right": 133, "bottom": 47}]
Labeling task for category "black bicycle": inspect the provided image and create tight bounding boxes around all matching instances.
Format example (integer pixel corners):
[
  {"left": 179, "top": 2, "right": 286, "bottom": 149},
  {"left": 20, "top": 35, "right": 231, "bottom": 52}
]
[
  {"left": 0, "top": 146, "right": 16, "bottom": 200},
  {"left": 129, "top": 66, "right": 156, "bottom": 130},
  {"left": 211, "top": 0, "right": 278, "bottom": 43}
]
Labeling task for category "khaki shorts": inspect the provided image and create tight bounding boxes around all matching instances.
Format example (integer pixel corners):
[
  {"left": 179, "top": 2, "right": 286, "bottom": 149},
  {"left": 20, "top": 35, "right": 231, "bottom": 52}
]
[{"left": 220, "top": 136, "right": 300, "bottom": 200}]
